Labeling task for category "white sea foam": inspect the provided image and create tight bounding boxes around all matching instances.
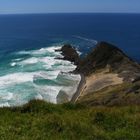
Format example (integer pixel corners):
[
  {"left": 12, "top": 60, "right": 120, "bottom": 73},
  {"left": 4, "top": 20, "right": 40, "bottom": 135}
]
[
  {"left": 43, "top": 70, "right": 61, "bottom": 79},
  {"left": 34, "top": 73, "right": 81, "bottom": 103},
  {"left": 16, "top": 46, "right": 62, "bottom": 56},
  {"left": 46, "top": 46, "right": 61, "bottom": 53},
  {"left": 0, "top": 73, "right": 34, "bottom": 87},
  {"left": 13, "top": 58, "right": 23, "bottom": 61},
  {"left": 20, "top": 57, "right": 38, "bottom": 65},
  {"left": 40, "top": 56, "right": 56, "bottom": 65},
  {"left": 18, "top": 55, "right": 75, "bottom": 72},
  {"left": 15, "top": 46, "right": 64, "bottom": 68},
  {"left": 34, "top": 70, "right": 61, "bottom": 80},
  {"left": 16, "top": 56, "right": 55, "bottom": 68},
  {"left": 35, "top": 85, "right": 62, "bottom": 103},
  {"left": 0, "top": 70, "right": 62, "bottom": 89},
  {"left": 0, "top": 102, "right": 10, "bottom": 107},
  {"left": 35, "top": 94, "right": 43, "bottom": 100},
  {"left": 55, "top": 65, "right": 76, "bottom": 73},
  {"left": 31, "top": 48, "right": 48, "bottom": 55},
  {"left": 10, "top": 62, "right": 17, "bottom": 67},
  {"left": 56, "top": 73, "right": 81, "bottom": 101},
  {"left": 0, "top": 45, "right": 81, "bottom": 106},
  {"left": 13, "top": 57, "right": 53, "bottom": 70},
  {"left": 31, "top": 46, "right": 59, "bottom": 55},
  {"left": 77, "top": 50, "right": 82, "bottom": 55},
  {"left": 0, "top": 92, "right": 14, "bottom": 100}
]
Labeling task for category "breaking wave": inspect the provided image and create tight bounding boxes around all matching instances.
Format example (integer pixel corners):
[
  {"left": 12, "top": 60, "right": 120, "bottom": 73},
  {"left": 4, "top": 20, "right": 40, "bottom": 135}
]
[{"left": 0, "top": 45, "right": 81, "bottom": 107}]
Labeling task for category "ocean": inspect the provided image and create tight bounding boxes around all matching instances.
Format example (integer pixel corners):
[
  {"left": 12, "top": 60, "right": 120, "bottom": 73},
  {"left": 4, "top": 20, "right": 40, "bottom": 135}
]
[{"left": 0, "top": 13, "right": 140, "bottom": 107}]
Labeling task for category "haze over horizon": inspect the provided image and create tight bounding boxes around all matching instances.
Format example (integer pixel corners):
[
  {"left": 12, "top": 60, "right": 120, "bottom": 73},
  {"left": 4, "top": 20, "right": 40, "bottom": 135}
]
[{"left": 0, "top": 0, "right": 140, "bottom": 14}]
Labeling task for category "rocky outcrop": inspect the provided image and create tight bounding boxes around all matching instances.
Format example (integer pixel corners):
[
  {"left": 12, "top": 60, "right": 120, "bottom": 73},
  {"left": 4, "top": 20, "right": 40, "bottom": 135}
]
[
  {"left": 56, "top": 44, "right": 80, "bottom": 65},
  {"left": 76, "top": 41, "right": 140, "bottom": 82}
]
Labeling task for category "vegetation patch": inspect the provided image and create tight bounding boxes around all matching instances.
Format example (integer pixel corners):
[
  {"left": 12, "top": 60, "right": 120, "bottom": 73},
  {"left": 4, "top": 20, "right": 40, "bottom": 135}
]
[{"left": 0, "top": 100, "right": 140, "bottom": 140}]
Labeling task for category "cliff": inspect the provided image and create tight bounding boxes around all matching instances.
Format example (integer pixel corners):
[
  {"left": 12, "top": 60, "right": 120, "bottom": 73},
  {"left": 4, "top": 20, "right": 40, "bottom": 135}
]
[
  {"left": 76, "top": 41, "right": 140, "bottom": 82},
  {"left": 76, "top": 42, "right": 140, "bottom": 106},
  {"left": 59, "top": 42, "right": 140, "bottom": 106}
]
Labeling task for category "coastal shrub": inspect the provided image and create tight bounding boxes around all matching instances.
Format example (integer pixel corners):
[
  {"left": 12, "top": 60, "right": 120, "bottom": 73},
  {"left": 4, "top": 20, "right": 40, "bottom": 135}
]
[
  {"left": 61, "top": 102, "right": 85, "bottom": 110},
  {"left": 12, "top": 100, "right": 63, "bottom": 114},
  {"left": 93, "top": 111, "right": 127, "bottom": 131}
]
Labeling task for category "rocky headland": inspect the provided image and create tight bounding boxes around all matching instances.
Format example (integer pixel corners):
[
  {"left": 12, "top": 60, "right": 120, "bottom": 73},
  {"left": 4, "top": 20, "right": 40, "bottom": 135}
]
[
  {"left": 55, "top": 44, "right": 80, "bottom": 65},
  {"left": 58, "top": 42, "right": 140, "bottom": 106}
]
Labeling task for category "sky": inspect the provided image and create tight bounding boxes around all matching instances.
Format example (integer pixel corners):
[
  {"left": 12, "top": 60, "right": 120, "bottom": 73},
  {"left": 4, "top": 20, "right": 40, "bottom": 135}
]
[{"left": 0, "top": 0, "right": 140, "bottom": 14}]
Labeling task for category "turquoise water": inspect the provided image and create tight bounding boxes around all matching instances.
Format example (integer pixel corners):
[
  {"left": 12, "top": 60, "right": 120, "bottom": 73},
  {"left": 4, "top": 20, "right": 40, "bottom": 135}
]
[
  {"left": 0, "top": 46, "right": 81, "bottom": 106},
  {"left": 0, "top": 13, "right": 140, "bottom": 106}
]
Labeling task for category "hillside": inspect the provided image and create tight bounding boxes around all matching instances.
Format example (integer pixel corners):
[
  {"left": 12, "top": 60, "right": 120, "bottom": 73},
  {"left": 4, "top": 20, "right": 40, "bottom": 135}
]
[
  {"left": 76, "top": 41, "right": 140, "bottom": 82},
  {"left": 59, "top": 42, "right": 140, "bottom": 105},
  {"left": 0, "top": 100, "right": 140, "bottom": 140}
]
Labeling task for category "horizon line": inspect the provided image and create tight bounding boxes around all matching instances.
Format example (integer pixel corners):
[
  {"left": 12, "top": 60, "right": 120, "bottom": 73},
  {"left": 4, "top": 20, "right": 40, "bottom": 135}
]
[{"left": 0, "top": 12, "right": 140, "bottom": 15}]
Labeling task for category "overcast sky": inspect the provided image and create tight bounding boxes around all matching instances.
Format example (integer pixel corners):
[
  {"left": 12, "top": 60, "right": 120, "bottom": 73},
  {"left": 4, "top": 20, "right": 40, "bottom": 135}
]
[{"left": 0, "top": 0, "right": 140, "bottom": 14}]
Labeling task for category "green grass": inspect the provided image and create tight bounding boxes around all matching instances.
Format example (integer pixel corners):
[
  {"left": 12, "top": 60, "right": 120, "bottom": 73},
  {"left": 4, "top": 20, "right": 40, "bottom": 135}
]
[{"left": 0, "top": 100, "right": 140, "bottom": 140}]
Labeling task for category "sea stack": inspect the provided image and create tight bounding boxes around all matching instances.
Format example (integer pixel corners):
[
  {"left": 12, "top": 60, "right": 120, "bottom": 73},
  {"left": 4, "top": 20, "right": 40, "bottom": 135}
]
[{"left": 56, "top": 44, "right": 80, "bottom": 65}]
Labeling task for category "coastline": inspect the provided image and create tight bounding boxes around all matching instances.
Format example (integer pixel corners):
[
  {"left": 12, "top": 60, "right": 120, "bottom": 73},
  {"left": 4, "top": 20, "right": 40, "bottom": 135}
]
[
  {"left": 71, "top": 74, "right": 86, "bottom": 103},
  {"left": 55, "top": 44, "right": 86, "bottom": 103}
]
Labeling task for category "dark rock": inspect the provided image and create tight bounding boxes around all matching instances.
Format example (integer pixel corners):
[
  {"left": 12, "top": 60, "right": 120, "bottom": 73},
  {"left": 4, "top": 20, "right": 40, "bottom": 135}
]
[{"left": 56, "top": 44, "right": 80, "bottom": 65}]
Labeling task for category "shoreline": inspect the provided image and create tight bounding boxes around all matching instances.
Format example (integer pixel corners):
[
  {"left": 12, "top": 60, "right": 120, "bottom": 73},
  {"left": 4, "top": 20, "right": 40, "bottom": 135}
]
[{"left": 71, "top": 74, "right": 86, "bottom": 103}]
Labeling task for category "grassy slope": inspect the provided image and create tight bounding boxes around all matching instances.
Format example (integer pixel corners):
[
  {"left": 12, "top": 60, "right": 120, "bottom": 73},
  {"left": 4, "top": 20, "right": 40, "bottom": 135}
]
[{"left": 0, "top": 100, "right": 140, "bottom": 140}]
